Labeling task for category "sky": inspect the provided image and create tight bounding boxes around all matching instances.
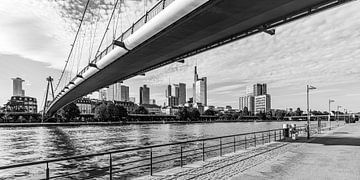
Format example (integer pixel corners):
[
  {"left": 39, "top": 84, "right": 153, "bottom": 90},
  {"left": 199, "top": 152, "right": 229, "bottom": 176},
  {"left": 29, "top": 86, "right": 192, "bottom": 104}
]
[{"left": 0, "top": 0, "right": 360, "bottom": 112}]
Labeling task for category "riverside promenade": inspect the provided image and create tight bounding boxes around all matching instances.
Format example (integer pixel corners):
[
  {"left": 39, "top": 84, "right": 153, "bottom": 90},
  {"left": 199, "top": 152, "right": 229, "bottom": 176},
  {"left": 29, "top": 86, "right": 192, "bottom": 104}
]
[{"left": 138, "top": 122, "right": 360, "bottom": 180}]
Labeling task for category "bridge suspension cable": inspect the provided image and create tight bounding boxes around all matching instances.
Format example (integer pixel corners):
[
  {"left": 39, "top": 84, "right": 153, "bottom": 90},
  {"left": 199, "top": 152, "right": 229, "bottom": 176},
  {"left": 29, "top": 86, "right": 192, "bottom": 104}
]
[
  {"left": 88, "top": 6, "right": 101, "bottom": 63},
  {"left": 55, "top": 0, "right": 91, "bottom": 92},
  {"left": 94, "top": 0, "right": 120, "bottom": 57}
]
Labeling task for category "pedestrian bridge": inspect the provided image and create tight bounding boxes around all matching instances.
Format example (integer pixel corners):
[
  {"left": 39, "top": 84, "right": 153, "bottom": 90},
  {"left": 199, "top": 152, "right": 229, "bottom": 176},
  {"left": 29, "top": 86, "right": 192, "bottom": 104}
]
[{"left": 47, "top": 0, "right": 353, "bottom": 114}]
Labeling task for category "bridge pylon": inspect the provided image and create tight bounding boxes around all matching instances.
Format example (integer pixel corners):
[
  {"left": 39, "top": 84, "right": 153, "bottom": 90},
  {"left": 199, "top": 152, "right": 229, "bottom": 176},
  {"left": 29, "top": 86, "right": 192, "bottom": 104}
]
[{"left": 42, "top": 76, "right": 55, "bottom": 122}]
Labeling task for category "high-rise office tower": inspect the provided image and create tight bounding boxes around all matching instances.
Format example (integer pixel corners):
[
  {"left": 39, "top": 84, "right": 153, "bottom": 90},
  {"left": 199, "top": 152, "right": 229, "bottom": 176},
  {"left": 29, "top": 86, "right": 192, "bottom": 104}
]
[
  {"left": 106, "top": 83, "right": 129, "bottom": 101},
  {"left": 261, "top": 83, "right": 267, "bottom": 95},
  {"left": 178, "top": 83, "right": 186, "bottom": 105},
  {"left": 165, "top": 83, "right": 186, "bottom": 107},
  {"left": 239, "top": 96, "right": 255, "bottom": 113},
  {"left": 173, "top": 84, "right": 179, "bottom": 98},
  {"left": 99, "top": 89, "right": 107, "bottom": 101},
  {"left": 254, "top": 94, "right": 271, "bottom": 113},
  {"left": 245, "top": 85, "right": 254, "bottom": 96},
  {"left": 120, "top": 85, "right": 129, "bottom": 101},
  {"left": 140, "top": 85, "right": 150, "bottom": 105},
  {"left": 193, "top": 66, "right": 207, "bottom": 106},
  {"left": 253, "top": 83, "right": 267, "bottom": 96},
  {"left": 12, "top": 77, "right": 25, "bottom": 96},
  {"left": 165, "top": 85, "right": 171, "bottom": 98}
]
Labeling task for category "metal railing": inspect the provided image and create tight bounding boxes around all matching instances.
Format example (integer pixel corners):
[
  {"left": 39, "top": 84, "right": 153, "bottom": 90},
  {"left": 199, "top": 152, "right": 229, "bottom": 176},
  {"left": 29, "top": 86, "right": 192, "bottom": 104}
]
[{"left": 0, "top": 128, "right": 287, "bottom": 179}]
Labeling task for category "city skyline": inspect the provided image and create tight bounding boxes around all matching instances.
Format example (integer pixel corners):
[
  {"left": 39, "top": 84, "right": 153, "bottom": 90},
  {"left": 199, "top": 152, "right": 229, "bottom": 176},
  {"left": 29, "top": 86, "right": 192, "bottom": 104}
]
[{"left": 1, "top": 1, "right": 360, "bottom": 112}]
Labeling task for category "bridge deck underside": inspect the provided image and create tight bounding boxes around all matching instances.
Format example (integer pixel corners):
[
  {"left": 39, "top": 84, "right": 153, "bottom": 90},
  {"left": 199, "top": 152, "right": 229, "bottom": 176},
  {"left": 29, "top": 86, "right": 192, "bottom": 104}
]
[{"left": 49, "top": 0, "right": 347, "bottom": 113}]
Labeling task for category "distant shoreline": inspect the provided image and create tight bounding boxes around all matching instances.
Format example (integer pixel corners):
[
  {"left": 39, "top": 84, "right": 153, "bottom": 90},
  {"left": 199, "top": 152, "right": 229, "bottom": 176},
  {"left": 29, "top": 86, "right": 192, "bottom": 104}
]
[{"left": 0, "top": 119, "right": 316, "bottom": 127}]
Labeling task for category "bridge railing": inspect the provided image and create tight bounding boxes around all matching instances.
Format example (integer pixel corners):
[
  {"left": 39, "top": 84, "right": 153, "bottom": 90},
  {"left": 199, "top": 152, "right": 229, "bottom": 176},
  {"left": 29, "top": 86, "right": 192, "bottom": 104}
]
[{"left": 64, "top": 0, "right": 176, "bottom": 94}]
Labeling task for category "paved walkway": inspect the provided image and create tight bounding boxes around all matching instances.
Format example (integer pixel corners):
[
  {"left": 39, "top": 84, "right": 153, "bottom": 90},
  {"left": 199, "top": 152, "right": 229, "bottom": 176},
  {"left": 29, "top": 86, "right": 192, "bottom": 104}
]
[
  {"left": 232, "top": 123, "right": 360, "bottom": 180},
  {"left": 138, "top": 123, "right": 360, "bottom": 180}
]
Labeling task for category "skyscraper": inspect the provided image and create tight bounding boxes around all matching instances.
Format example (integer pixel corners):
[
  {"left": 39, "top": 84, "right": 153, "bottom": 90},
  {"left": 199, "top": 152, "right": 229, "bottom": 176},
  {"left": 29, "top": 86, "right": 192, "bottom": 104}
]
[
  {"left": 178, "top": 83, "right": 186, "bottom": 105},
  {"left": 193, "top": 66, "right": 207, "bottom": 106},
  {"left": 99, "top": 89, "right": 107, "bottom": 101},
  {"left": 239, "top": 95, "right": 255, "bottom": 113},
  {"left": 140, "top": 85, "right": 150, "bottom": 105},
  {"left": 12, "top": 77, "right": 25, "bottom": 96},
  {"left": 245, "top": 85, "right": 254, "bottom": 96},
  {"left": 165, "top": 85, "right": 171, "bottom": 98},
  {"left": 255, "top": 94, "right": 271, "bottom": 113},
  {"left": 240, "top": 83, "right": 270, "bottom": 114},
  {"left": 120, "top": 85, "right": 129, "bottom": 101},
  {"left": 107, "top": 83, "right": 129, "bottom": 101},
  {"left": 253, "top": 83, "right": 267, "bottom": 96},
  {"left": 165, "top": 83, "right": 186, "bottom": 107}
]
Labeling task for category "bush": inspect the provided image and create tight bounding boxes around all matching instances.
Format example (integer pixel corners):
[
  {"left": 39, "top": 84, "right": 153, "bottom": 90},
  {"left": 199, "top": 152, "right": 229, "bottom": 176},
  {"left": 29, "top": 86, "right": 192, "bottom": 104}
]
[{"left": 59, "top": 102, "right": 80, "bottom": 122}]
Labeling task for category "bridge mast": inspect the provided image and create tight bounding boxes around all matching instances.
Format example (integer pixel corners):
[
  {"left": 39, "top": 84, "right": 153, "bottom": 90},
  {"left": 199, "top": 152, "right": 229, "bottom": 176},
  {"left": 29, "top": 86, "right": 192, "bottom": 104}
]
[{"left": 42, "top": 76, "right": 55, "bottom": 122}]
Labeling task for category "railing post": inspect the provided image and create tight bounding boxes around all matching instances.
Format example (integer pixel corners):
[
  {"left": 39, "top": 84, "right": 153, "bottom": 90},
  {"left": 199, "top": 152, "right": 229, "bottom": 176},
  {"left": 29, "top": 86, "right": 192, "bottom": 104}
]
[
  {"left": 144, "top": 11, "right": 148, "bottom": 23},
  {"left": 262, "top": 132, "right": 264, "bottom": 144},
  {"left": 46, "top": 162, "right": 49, "bottom": 180},
  {"left": 254, "top": 133, "right": 256, "bottom": 147},
  {"left": 180, "top": 146, "right": 183, "bottom": 167},
  {"left": 280, "top": 130, "right": 282, "bottom": 140},
  {"left": 162, "top": 0, "right": 166, "bottom": 9},
  {"left": 220, "top": 138, "right": 222, "bottom": 156},
  {"left": 150, "top": 148, "right": 153, "bottom": 176},
  {"left": 244, "top": 136, "right": 247, "bottom": 149},
  {"left": 131, "top": 23, "right": 134, "bottom": 33},
  {"left": 274, "top": 131, "right": 277, "bottom": 141},
  {"left": 233, "top": 136, "right": 236, "bottom": 153},
  {"left": 202, "top": 140, "right": 205, "bottom": 161},
  {"left": 109, "top": 153, "right": 112, "bottom": 180},
  {"left": 268, "top": 131, "right": 271, "bottom": 143}
]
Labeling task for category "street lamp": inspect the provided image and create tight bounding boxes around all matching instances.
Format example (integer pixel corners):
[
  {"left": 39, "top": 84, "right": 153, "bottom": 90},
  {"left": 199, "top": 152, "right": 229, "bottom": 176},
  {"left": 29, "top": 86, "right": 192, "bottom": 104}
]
[
  {"left": 337, "top": 105, "right": 342, "bottom": 125},
  {"left": 328, "top": 99, "right": 335, "bottom": 130},
  {"left": 307, "top": 85, "right": 317, "bottom": 139}
]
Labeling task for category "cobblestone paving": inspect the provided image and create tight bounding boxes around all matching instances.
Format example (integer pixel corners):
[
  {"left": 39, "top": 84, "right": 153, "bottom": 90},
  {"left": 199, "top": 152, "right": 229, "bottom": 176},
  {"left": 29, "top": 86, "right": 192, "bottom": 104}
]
[{"left": 142, "top": 141, "right": 302, "bottom": 180}]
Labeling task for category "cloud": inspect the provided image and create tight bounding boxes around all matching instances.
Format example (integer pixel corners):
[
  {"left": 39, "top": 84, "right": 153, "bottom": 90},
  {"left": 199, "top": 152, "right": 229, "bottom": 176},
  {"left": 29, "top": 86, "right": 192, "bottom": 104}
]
[{"left": 2, "top": 0, "right": 360, "bottom": 111}]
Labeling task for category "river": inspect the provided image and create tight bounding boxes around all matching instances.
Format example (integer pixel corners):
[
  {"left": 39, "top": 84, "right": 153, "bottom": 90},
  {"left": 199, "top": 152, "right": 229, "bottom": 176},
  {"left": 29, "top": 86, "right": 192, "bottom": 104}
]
[{"left": 0, "top": 121, "right": 314, "bottom": 179}]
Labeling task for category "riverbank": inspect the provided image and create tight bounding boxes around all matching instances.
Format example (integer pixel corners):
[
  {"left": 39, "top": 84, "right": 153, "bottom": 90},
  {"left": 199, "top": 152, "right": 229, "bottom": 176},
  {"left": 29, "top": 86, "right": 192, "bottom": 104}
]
[{"left": 0, "top": 119, "right": 312, "bottom": 127}]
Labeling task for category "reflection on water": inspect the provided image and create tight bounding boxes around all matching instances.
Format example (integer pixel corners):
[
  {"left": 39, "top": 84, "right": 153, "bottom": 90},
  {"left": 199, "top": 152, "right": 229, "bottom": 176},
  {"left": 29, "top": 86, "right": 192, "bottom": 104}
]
[{"left": 0, "top": 121, "right": 309, "bottom": 179}]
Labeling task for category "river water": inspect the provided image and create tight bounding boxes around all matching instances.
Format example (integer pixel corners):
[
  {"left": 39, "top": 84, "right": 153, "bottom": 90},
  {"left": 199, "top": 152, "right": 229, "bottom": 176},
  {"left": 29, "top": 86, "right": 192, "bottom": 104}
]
[{"left": 0, "top": 121, "right": 313, "bottom": 179}]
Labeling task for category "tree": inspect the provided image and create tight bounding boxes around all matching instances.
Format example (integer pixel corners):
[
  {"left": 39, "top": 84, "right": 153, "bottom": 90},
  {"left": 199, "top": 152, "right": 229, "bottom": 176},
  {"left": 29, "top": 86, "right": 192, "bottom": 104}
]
[
  {"left": 116, "top": 105, "right": 128, "bottom": 120},
  {"left": 295, "top": 107, "right": 303, "bottom": 116},
  {"left": 232, "top": 112, "right": 240, "bottom": 120},
  {"left": 60, "top": 102, "right": 80, "bottom": 122},
  {"left": 189, "top": 108, "right": 200, "bottom": 121},
  {"left": 134, "top": 106, "right": 149, "bottom": 114},
  {"left": 177, "top": 107, "right": 200, "bottom": 121},
  {"left": 242, "top": 107, "right": 249, "bottom": 116},
  {"left": 275, "top": 109, "right": 286, "bottom": 120},
  {"left": 106, "top": 103, "right": 118, "bottom": 121},
  {"left": 95, "top": 103, "right": 108, "bottom": 121},
  {"left": 257, "top": 111, "right": 266, "bottom": 120},
  {"left": 177, "top": 107, "right": 189, "bottom": 120},
  {"left": 204, "top": 109, "right": 216, "bottom": 116},
  {"left": 266, "top": 111, "right": 273, "bottom": 120}
]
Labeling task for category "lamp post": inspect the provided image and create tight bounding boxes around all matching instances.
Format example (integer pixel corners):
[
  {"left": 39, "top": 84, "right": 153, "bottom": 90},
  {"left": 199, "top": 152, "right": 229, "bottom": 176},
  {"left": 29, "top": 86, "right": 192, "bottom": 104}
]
[
  {"left": 328, "top": 99, "right": 335, "bottom": 130},
  {"left": 337, "top": 105, "right": 342, "bottom": 125},
  {"left": 307, "top": 85, "right": 316, "bottom": 139}
]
